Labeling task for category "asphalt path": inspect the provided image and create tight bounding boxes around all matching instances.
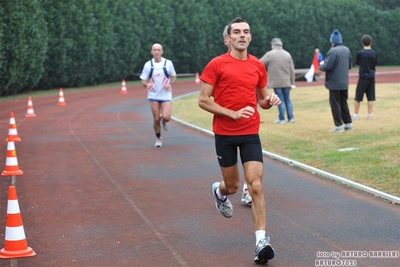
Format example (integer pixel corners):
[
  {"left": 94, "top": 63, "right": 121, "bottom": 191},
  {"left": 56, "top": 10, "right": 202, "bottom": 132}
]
[{"left": 0, "top": 70, "right": 399, "bottom": 267}]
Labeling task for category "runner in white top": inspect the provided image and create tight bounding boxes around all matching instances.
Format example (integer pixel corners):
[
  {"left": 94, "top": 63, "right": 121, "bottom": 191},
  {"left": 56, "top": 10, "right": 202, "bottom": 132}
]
[{"left": 140, "top": 43, "right": 177, "bottom": 147}]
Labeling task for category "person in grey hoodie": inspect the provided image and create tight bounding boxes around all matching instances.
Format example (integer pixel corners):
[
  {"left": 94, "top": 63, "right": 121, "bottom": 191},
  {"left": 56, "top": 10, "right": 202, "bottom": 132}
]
[
  {"left": 319, "top": 29, "right": 354, "bottom": 132},
  {"left": 259, "top": 38, "right": 295, "bottom": 124}
]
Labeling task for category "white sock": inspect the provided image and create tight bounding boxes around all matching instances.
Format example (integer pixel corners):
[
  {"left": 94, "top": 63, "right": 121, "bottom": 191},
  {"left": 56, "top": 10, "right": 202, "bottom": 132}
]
[
  {"left": 255, "top": 230, "right": 266, "bottom": 245},
  {"left": 216, "top": 187, "right": 226, "bottom": 201},
  {"left": 243, "top": 183, "right": 248, "bottom": 193}
]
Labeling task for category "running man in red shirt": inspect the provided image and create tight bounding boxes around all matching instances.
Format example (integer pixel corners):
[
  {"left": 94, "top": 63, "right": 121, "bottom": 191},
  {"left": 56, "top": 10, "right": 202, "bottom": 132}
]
[
  {"left": 222, "top": 24, "right": 252, "bottom": 206},
  {"left": 198, "top": 17, "right": 281, "bottom": 264}
]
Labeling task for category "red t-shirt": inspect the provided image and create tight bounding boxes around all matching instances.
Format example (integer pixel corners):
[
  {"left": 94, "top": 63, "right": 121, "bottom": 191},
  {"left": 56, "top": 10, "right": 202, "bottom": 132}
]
[{"left": 201, "top": 52, "right": 267, "bottom": 135}]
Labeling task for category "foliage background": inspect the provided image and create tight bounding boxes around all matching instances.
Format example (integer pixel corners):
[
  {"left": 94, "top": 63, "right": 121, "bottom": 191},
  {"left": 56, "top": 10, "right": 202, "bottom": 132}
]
[{"left": 0, "top": 0, "right": 399, "bottom": 96}]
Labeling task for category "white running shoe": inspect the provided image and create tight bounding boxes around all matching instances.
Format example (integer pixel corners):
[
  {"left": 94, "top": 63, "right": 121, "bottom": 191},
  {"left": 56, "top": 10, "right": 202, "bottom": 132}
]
[
  {"left": 329, "top": 126, "right": 345, "bottom": 133},
  {"left": 344, "top": 123, "right": 354, "bottom": 131},
  {"left": 273, "top": 119, "right": 285, "bottom": 124},
  {"left": 160, "top": 116, "right": 170, "bottom": 131},
  {"left": 211, "top": 182, "right": 233, "bottom": 218},
  {"left": 154, "top": 138, "right": 162, "bottom": 147},
  {"left": 254, "top": 237, "right": 275, "bottom": 264},
  {"left": 241, "top": 189, "right": 252, "bottom": 205},
  {"left": 162, "top": 121, "right": 170, "bottom": 131}
]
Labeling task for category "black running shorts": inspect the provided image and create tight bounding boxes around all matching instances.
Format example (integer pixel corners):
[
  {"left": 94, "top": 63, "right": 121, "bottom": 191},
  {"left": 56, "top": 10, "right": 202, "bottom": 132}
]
[
  {"left": 355, "top": 77, "right": 375, "bottom": 102},
  {"left": 214, "top": 134, "right": 263, "bottom": 167}
]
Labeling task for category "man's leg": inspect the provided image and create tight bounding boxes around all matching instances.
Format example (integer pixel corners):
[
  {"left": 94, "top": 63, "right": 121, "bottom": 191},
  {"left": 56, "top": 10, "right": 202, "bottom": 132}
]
[
  {"left": 367, "top": 101, "right": 373, "bottom": 115},
  {"left": 282, "top": 87, "right": 294, "bottom": 121},
  {"left": 329, "top": 90, "right": 343, "bottom": 126},
  {"left": 353, "top": 79, "right": 364, "bottom": 119},
  {"left": 150, "top": 101, "right": 162, "bottom": 146},
  {"left": 273, "top": 88, "right": 285, "bottom": 122},
  {"left": 244, "top": 160, "right": 274, "bottom": 263},
  {"left": 160, "top": 101, "right": 172, "bottom": 122},
  {"left": 340, "top": 90, "right": 352, "bottom": 124},
  {"left": 211, "top": 134, "right": 239, "bottom": 218},
  {"left": 150, "top": 101, "right": 162, "bottom": 133},
  {"left": 210, "top": 164, "right": 239, "bottom": 218},
  {"left": 243, "top": 161, "right": 265, "bottom": 231},
  {"left": 354, "top": 101, "right": 361, "bottom": 115},
  {"left": 160, "top": 101, "right": 172, "bottom": 130},
  {"left": 219, "top": 164, "right": 240, "bottom": 196},
  {"left": 366, "top": 78, "right": 375, "bottom": 119}
]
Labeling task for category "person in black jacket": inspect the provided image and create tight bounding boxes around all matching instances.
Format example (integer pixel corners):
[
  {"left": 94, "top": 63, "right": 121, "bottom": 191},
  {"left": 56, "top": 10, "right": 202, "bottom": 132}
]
[
  {"left": 352, "top": 34, "right": 378, "bottom": 120},
  {"left": 319, "top": 29, "right": 354, "bottom": 132}
]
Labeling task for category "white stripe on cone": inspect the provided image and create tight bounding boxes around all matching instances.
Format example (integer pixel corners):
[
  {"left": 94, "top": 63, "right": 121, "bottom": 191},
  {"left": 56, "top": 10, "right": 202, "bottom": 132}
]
[
  {"left": 7, "top": 200, "right": 20, "bottom": 214},
  {"left": 4, "top": 226, "right": 26, "bottom": 241},
  {"left": 8, "top": 129, "right": 17, "bottom": 135},
  {"left": 5, "top": 157, "right": 19, "bottom": 167}
]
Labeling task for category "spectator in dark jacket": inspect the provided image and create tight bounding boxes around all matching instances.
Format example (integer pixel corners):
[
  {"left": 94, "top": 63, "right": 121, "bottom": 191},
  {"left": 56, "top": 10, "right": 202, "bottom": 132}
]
[{"left": 319, "top": 29, "right": 354, "bottom": 132}]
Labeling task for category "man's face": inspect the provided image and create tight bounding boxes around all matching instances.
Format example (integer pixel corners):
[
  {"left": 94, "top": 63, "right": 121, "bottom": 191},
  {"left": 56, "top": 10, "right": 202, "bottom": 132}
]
[
  {"left": 151, "top": 45, "right": 163, "bottom": 59},
  {"left": 228, "top": 22, "right": 251, "bottom": 51}
]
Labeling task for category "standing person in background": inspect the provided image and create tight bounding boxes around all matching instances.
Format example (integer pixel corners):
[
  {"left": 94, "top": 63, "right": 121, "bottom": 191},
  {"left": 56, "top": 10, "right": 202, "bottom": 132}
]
[
  {"left": 259, "top": 38, "right": 296, "bottom": 124},
  {"left": 352, "top": 34, "right": 377, "bottom": 120},
  {"left": 319, "top": 29, "right": 353, "bottom": 133},
  {"left": 140, "top": 43, "right": 177, "bottom": 147},
  {"left": 223, "top": 24, "right": 252, "bottom": 206},
  {"left": 199, "top": 17, "right": 281, "bottom": 264},
  {"left": 316, "top": 48, "right": 324, "bottom": 64}
]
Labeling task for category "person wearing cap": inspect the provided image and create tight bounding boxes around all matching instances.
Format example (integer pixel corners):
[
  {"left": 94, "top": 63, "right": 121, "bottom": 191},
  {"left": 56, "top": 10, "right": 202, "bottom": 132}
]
[
  {"left": 319, "top": 29, "right": 354, "bottom": 133},
  {"left": 259, "top": 38, "right": 296, "bottom": 124}
]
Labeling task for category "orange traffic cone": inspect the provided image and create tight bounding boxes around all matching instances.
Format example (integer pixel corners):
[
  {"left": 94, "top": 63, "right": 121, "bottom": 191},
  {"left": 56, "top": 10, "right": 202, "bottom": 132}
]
[
  {"left": 1, "top": 141, "right": 23, "bottom": 176},
  {"left": 195, "top": 72, "right": 200, "bottom": 85},
  {"left": 5, "top": 112, "right": 21, "bottom": 142},
  {"left": 57, "top": 88, "right": 66, "bottom": 106},
  {"left": 25, "top": 96, "right": 36, "bottom": 118},
  {"left": 0, "top": 186, "right": 36, "bottom": 259},
  {"left": 120, "top": 79, "right": 128, "bottom": 94}
]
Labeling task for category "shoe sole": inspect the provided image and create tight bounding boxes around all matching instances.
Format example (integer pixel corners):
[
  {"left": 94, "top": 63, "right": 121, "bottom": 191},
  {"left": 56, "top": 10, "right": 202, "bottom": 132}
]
[
  {"left": 254, "top": 244, "right": 275, "bottom": 264},
  {"left": 241, "top": 199, "right": 252, "bottom": 205}
]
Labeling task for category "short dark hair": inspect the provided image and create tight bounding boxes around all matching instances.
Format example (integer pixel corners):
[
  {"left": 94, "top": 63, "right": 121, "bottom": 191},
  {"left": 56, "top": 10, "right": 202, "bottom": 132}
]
[
  {"left": 361, "top": 34, "right": 372, "bottom": 46},
  {"left": 227, "top": 17, "right": 248, "bottom": 35}
]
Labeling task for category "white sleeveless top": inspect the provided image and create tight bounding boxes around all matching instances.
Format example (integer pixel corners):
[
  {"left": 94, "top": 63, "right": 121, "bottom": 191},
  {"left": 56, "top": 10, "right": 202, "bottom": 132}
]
[{"left": 140, "top": 57, "right": 176, "bottom": 101}]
